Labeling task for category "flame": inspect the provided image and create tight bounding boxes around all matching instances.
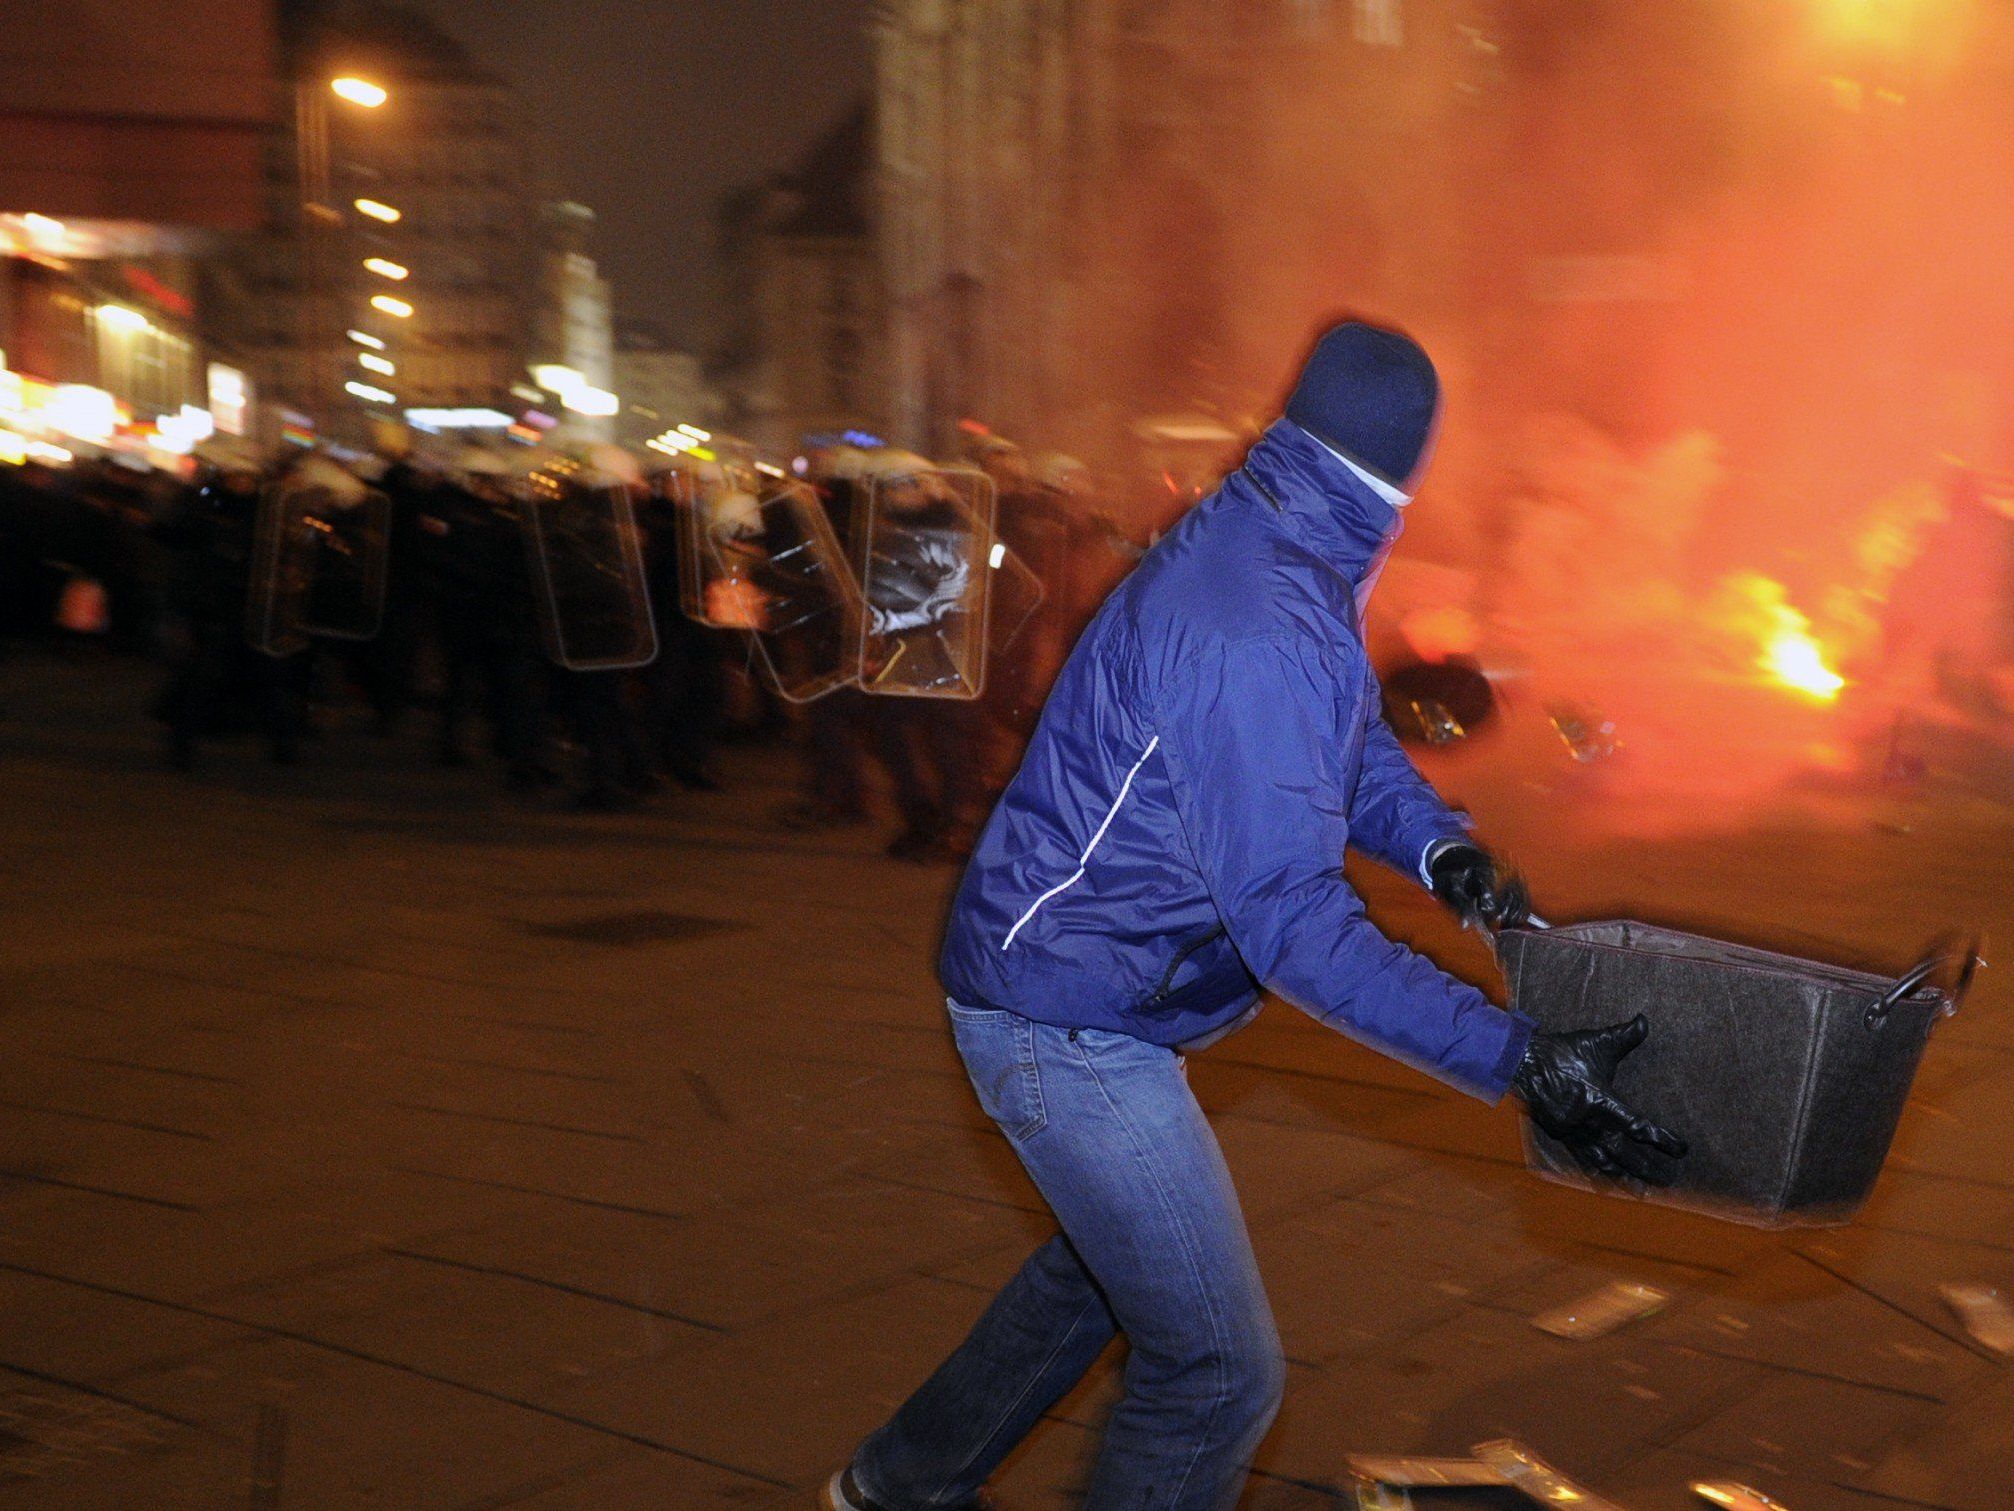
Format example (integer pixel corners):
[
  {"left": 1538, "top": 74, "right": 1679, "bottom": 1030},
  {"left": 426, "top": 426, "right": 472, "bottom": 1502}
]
[
  {"left": 1711, "top": 572, "right": 1848, "bottom": 702},
  {"left": 1762, "top": 627, "right": 1847, "bottom": 700}
]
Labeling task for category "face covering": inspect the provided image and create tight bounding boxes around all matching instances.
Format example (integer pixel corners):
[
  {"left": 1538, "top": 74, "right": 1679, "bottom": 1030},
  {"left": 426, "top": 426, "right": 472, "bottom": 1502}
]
[
  {"left": 1308, "top": 433, "right": 1411, "bottom": 633},
  {"left": 1353, "top": 506, "right": 1404, "bottom": 634}
]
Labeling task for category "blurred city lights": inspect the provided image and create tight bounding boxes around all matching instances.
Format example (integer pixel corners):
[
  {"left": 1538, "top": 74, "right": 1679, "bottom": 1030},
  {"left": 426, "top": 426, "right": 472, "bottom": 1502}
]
[
  {"left": 358, "top": 353, "right": 396, "bottom": 376},
  {"left": 45, "top": 384, "right": 118, "bottom": 443},
  {"left": 153, "top": 404, "right": 216, "bottom": 455},
  {"left": 207, "top": 363, "right": 249, "bottom": 437},
  {"left": 563, "top": 385, "right": 620, "bottom": 418},
  {"left": 95, "top": 304, "right": 151, "bottom": 334},
  {"left": 20, "top": 213, "right": 65, "bottom": 238},
  {"left": 676, "top": 423, "right": 712, "bottom": 441},
  {"left": 370, "top": 295, "right": 414, "bottom": 318},
  {"left": 362, "top": 257, "right": 409, "bottom": 281},
  {"left": 532, "top": 363, "right": 585, "bottom": 396},
  {"left": 330, "top": 76, "right": 388, "bottom": 108},
  {"left": 404, "top": 407, "right": 513, "bottom": 429},
  {"left": 347, "top": 329, "right": 385, "bottom": 350},
  {"left": 353, "top": 198, "right": 401, "bottom": 223},
  {"left": 345, "top": 380, "right": 397, "bottom": 404}
]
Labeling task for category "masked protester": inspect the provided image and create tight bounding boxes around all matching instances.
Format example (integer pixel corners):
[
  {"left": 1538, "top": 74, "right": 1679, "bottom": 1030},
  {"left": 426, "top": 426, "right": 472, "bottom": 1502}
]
[{"left": 825, "top": 323, "right": 1679, "bottom": 1511}]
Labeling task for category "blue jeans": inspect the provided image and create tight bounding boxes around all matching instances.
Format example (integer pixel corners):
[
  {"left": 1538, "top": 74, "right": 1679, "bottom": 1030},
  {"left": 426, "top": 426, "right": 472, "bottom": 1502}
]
[{"left": 853, "top": 1002, "right": 1284, "bottom": 1510}]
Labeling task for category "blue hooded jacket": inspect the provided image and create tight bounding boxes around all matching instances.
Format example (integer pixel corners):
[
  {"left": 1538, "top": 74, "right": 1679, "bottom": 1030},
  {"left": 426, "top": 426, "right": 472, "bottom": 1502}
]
[{"left": 938, "top": 419, "right": 1534, "bottom": 1102}]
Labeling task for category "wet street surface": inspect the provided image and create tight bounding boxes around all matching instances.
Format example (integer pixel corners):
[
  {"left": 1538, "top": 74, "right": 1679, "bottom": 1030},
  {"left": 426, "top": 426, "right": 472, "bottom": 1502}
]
[{"left": 1, "top": 652, "right": 2011, "bottom": 1508}]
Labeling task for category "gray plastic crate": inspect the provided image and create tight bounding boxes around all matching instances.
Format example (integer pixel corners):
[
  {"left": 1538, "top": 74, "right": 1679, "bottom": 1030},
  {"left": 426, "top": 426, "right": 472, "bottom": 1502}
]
[{"left": 1499, "top": 921, "right": 1972, "bottom": 1227}]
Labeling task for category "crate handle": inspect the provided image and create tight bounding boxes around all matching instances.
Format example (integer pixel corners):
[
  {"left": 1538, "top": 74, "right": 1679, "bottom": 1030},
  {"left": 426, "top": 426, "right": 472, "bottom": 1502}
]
[{"left": 1868, "top": 938, "right": 1981, "bottom": 1031}]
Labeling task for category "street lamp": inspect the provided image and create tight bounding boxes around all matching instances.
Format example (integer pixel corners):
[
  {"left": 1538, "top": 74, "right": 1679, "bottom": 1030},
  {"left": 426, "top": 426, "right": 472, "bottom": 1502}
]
[
  {"left": 358, "top": 353, "right": 396, "bottom": 377},
  {"left": 330, "top": 76, "right": 388, "bottom": 109},
  {"left": 353, "top": 198, "right": 401, "bottom": 223},
  {"left": 370, "top": 295, "right": 414, "bottom": 319},
  {"left": 362, "top": 257, "right": 409, "bottom": 281},
  {"left": 298, "top": 74, "right": 393, "bottom": 435},
  {"left": 95, "top": 305, "right": 151, "bottom": 334}
]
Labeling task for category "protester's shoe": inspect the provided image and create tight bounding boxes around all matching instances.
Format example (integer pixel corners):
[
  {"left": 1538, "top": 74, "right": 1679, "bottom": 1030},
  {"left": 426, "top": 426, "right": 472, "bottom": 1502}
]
[
  {"left": 819, "top": 1469, "right": 878, "bottom": 1511},
  {"left": 819, "top": 1467, "right": 995, "bottom": 1511}
]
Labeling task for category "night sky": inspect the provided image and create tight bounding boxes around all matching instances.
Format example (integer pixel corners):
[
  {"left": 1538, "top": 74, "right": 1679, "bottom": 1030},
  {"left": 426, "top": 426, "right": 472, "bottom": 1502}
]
[{"left": 410, "top": 0, "right": 872, "bottom": 351}]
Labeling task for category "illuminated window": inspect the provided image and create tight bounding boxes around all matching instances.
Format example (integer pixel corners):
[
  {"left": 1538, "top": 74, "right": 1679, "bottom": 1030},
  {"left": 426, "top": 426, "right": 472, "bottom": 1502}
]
[{"left": 1354, "top": 0, "right": 1402, "bottom": 46}]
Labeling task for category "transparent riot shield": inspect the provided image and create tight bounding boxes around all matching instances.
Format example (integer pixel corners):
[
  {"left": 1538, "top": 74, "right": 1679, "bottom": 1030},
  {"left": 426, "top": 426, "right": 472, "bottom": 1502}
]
[
  {"left": 710, "top": 481, "right": 862, "bottom": 703},
  {"left": 247, "top": 475, "right": 391, "bottom": 658},
  {"left": 987, "top": 542, "right": 1046, "bottom": 662},
  {"left": 520, "top": 477, "right": 659, "bottom": 671},
  {"left": 855, "top": 467, "right": 996, "bottom": 699},
  {"left": 977, "top": 540, "right": 1051, "bottom": 735},
  {"left": 674, "top": 462, "right": 766, "bottom": 628}
]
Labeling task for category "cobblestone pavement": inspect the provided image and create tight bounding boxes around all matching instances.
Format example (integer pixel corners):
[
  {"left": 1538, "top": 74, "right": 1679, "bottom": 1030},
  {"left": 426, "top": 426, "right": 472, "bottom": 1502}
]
[{"left": 1, "top": 652, "right": 2010, "bottom": 1508}]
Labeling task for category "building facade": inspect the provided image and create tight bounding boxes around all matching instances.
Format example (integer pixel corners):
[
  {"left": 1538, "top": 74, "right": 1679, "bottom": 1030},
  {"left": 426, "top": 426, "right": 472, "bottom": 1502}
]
[
  {"left": 874, "top": 0, "right": 2014, "bottom": 546},
  {"left": 612, "top": 316, "right": 722, "bottom": 453},
  {"left": 0, "top": 0, "right": 277, "bottom": 449},
  {"left": 214, "top": 1, "right": 538, "bottom": 443},
  {"left": 717, "top": 103, "right": 891, "bottom": 459},
  {"left": 531, "top": 201, "right": 616, "bottom": 442},
  {"left": 870, "top": 0, "right": 1496, "bottom": 461}
]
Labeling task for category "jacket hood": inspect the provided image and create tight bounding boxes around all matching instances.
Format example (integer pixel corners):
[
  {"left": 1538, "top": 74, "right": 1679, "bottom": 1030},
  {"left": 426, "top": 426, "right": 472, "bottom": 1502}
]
[{"left": 1232, "top": 419, "right": 1403, "bottom": 589}]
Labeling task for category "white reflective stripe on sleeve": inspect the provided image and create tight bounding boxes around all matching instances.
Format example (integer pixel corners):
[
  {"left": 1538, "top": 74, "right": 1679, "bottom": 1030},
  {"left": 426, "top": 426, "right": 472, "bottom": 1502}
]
[{"left": 1001, "top": 734, "right": 1160, "bottom": 951}]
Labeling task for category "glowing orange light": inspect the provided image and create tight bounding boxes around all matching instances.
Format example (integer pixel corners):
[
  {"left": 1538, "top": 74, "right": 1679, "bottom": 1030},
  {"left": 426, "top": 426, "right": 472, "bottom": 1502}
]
[
  {"left": 1713, "top": 572, "right": 1848, "bottom": 703},
  {"left": 1762, "top": 630, "right": 1846, "bottom": 701},
  {"left": 330, "top": 77, "right": 388, "bottom": 108}
]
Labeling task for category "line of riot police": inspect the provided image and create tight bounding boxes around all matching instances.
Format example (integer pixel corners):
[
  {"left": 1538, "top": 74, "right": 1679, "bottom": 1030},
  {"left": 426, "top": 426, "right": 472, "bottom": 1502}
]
[{"left": 2, "top": 428, "right": 1147, "bottom": 845}]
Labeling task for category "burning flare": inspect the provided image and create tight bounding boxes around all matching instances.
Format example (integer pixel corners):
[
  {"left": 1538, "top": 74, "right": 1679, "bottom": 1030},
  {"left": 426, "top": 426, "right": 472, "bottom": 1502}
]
[
  {"left": 1712, "top": 572, "right": 1848, "bottom": 701},
  {"left": 1762, "top": 626, "right": 1847, "bottom": 700}
]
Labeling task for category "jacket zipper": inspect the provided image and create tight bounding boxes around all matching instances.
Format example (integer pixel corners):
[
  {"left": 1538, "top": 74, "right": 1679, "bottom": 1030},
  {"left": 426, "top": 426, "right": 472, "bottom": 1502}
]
[
  {"left": 1001, "top": 734, "right": 1159, "bottom": 951},
  {"left": 1149, "top": 924, "right": 1227, "bottom": 1004}
]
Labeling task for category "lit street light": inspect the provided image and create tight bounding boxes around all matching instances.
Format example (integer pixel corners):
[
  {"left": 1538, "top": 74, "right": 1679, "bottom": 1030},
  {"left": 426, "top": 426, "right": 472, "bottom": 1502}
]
[
  {"left": 347, "top": 329, "right": 385, "bottom": 350},
  {"left": 370, "top": 295, "right": 414, "bottom": 319},
  {"left": 330, "top": 77, "right": 388, "bottom": 109},
  {"left": 95, "top": 305, "right": 151, "bottom": 334},
  {"left": 345, "top": 380, "right": 397, "bottom": 404},
  {"left": 354, "top": 198, "right": 401, "bottom": 223},
  {"left": 358, "top": 353, "right": 396, "bottom": 377},
  {"left": 362, "top": 257, "right": 409, "bottom": 281}
]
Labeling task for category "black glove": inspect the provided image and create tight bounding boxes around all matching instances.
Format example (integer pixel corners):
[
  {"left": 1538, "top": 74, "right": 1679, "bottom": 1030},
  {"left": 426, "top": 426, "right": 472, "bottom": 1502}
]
[
  {"left": 1427, "top": 843, "right": 1531, "bottom": 928},
  {"left": 1512, "top": 1015, "right": 1688, "bottom": 1185}
]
